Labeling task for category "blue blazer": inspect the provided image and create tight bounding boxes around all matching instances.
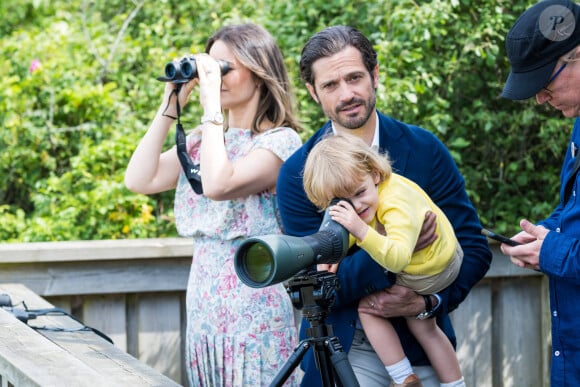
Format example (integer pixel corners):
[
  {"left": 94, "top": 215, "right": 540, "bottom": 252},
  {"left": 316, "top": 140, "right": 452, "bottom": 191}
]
[{"left": 276, "top": 112, "right": 492, "bottom": 386}]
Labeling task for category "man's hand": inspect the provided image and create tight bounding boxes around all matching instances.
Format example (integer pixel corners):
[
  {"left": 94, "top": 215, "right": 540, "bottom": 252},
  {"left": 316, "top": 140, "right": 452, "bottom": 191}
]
[
  {"left": 358, "top": 284, "right": 424, "bottom": 318},
  {"left": 500, "top": 219, "right": 548, "bottom": 271},
  {"left": 415, "top": 211, "right": 437, "bottom": 252}
]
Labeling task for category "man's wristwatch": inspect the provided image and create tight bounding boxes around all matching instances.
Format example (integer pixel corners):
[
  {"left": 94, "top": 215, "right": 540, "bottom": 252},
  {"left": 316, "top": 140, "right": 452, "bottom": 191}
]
[
  {"left": 416, "top": 293, "right": 441, "bottom": 320},
  {"left": 201, "top": 111, "right": 224, "bottom": 125}
]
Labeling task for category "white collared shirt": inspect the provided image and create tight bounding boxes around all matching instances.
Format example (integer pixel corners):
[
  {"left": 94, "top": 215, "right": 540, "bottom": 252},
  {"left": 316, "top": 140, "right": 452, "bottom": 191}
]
[{"left": 331, "top": 111, "right": 380, "bottom": 152}]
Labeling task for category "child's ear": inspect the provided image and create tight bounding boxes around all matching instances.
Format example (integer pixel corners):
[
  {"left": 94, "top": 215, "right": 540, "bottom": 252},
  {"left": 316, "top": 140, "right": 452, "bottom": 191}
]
[{"left": 372, "top": 171, "right": 381, "bottom": 185}]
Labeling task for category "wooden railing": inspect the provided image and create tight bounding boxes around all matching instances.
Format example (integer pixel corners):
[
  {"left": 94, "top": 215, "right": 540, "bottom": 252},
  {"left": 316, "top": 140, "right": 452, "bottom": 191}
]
[
  {"left": 0, "top": 282, "right": 180, "bottom": 386},
  {"left": 0, "top": 238, "right": 549, "bottom": 386}
]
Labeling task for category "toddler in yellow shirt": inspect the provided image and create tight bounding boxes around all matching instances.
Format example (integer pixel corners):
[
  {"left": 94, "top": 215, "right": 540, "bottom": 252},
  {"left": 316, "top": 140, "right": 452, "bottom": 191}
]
[{"left": 303, "top": 133, "right": 465, "bottom": 387}]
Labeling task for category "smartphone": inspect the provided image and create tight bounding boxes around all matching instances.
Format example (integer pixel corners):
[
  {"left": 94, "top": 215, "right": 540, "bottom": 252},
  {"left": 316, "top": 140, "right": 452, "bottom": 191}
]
[{"left": 481, "top": 228, "right": 521, "bottom": 246}]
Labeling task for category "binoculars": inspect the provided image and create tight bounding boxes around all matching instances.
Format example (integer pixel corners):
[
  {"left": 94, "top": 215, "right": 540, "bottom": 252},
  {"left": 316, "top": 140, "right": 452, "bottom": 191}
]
[{"left": 157, "top": 56, "right": 230, "bottom": 83}]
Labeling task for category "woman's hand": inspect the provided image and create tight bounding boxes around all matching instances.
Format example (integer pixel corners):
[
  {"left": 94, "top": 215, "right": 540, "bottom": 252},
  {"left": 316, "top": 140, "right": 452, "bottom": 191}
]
[
  {"left": 193, "top": 54, "right": 222, "bottom": 114},
  {"left": 158, "top": 58, "right": 200, "bottom": 117}
]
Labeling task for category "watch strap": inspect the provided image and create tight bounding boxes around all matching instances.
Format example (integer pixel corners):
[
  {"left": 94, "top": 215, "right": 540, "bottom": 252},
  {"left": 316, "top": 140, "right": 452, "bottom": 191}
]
[
  {"left": 423, "top": 294, "right": 432, "bottom": 313},
  {"left": 416, "top": 294, "right": 436, "bottom": 320},
  {"left": 431, "top": 293, "right": 442, "bottom": 313}
]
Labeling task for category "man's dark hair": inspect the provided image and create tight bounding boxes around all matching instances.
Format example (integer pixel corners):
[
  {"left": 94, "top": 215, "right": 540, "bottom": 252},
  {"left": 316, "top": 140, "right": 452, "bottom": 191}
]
[{"left": 300, "top": 25, "right": 378, "bottom": 85}]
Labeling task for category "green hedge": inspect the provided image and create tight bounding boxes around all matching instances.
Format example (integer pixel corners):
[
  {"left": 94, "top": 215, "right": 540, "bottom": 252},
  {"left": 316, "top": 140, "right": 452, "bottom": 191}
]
[{"left": 0, "top": 0, "right": 566, "bottom": 242}]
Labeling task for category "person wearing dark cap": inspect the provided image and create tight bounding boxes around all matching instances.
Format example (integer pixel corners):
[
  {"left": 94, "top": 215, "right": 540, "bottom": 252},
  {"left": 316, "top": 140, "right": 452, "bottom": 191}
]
[{"left": 501, "top": 0, "right": 580, "bottom": 385}]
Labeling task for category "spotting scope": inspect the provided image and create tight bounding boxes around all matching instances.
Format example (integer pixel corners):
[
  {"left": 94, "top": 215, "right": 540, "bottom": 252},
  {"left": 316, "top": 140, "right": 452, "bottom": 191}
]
[{"left": 234, "top": 199, "right": 349, "bottom": 288}]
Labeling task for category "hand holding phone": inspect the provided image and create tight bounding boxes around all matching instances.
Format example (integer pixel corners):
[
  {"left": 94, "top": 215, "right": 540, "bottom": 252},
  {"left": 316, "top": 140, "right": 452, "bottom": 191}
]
[{"left": 481, "top": 228, "right": 521, "bottom": 246}]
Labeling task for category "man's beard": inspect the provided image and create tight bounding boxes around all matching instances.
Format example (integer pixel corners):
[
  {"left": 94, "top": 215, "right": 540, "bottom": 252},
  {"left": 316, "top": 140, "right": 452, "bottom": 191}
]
[{"left": 333, "top": 94, "right": 376, "bottom": 130}]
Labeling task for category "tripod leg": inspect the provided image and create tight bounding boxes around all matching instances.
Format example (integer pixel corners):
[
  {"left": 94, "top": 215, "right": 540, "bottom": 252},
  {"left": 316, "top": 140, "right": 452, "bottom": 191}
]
[
  {"left": 270, "top": 340, "right": 311, "bottom": 387},
  {"left": 326, "top": 337, "right": 360, "bottom": 387},
  {"left": 313, "top": 338, "right": 336, "bottom": 387}
]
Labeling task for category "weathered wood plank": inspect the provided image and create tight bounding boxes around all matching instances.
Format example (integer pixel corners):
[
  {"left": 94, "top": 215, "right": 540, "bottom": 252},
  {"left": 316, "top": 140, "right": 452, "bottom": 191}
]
[
  {"left": 540, "top": 277, "right": 551, "bottom": 387},
  {"left": 493, "top": 277, "right": 543, "bottom": 387},
  {"left": 0, "top": 258, "right": 191, "bottom": 296},
  {"left": 0, "top": 242, "right": 537, "bottom": 298},
  {"left": 0, "top": 308, "right": 111, "bottom": 386},
  {"left": 0, "top": 283, "right": 181, "bottom": 386},
  {"left": 0, "top": 237, "right": 192, "bottom": 263},
  {"left": 136, "top": 293, "right": 183, "bottom": 382},
  {"left": 82, "top": 294, "right": 128, "bottom": 352},
  {"left": 451, "top": 283, "right": 493, "bottom": 387}
]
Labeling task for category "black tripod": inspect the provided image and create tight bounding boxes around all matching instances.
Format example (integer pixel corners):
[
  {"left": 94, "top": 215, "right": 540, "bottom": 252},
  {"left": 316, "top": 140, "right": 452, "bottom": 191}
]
[{"left": 270, "top": 271, "right": 360, "bottom": 387}]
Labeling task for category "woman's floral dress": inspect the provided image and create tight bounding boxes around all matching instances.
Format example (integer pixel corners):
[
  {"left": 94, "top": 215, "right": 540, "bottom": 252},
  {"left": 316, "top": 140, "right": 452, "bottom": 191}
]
[{"left": 174, "top": 126, "right": 302, "bottom": 387}]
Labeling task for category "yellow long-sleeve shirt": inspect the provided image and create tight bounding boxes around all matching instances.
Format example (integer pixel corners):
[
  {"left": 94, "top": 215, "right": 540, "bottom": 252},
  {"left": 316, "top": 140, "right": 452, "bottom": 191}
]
[{"left": 354, "top": 173, "right": 457, "bottom": 276}]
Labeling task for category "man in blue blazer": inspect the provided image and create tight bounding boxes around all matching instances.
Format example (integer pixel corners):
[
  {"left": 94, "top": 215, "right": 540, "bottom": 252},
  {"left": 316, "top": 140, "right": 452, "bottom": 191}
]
[{"left": 277, "top": 26, "right": 492, "bottom": 386}]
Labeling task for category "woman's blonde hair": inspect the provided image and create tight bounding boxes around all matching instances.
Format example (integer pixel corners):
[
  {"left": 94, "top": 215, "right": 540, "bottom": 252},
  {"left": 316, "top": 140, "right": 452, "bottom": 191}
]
[{"left": 303, "top": 133, "right": 392, "bottom": 209}]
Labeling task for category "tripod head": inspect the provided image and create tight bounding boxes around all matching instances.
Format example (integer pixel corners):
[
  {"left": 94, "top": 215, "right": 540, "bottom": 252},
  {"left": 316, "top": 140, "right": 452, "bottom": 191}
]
[
  {"left": 273, "top": 270, "right": 359, "bottom": 387},
  {"left": 285, "top": 270, "right": 338, "bottom": 322},
  {"left": 285, "top": 269, "right": 340, "bottom": 342}
]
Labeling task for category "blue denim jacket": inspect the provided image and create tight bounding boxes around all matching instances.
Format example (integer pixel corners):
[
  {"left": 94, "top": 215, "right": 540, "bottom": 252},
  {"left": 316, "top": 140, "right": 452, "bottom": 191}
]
[{"left": 538, "top": 118, "right": 580, "bottom": 386}]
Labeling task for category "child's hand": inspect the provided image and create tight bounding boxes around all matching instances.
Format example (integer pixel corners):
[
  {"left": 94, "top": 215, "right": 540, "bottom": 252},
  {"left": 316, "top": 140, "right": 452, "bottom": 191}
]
[
  {"left": 329, "top": 200, "right": 369, "bottom": 241},
  {"left": 317, "top": 263, "right": 339, "bottom": 273}
]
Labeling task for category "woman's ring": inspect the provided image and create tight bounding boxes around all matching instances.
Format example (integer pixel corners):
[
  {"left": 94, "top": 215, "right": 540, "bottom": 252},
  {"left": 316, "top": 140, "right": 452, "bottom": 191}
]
[{"left": 370, "top": 302, "right": 375, "bottom": 309}]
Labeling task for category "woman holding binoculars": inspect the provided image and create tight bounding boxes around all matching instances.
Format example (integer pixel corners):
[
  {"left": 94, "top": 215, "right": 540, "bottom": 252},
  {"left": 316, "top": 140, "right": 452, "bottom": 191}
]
[{"left": 125, "top": 23, "right": 303, "bottom": 386}]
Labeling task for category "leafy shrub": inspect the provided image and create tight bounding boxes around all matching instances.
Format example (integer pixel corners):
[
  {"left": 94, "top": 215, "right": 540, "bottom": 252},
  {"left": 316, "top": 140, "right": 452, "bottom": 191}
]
[{"left": 0, "top": 0, "right": 565, "bottom": 241}]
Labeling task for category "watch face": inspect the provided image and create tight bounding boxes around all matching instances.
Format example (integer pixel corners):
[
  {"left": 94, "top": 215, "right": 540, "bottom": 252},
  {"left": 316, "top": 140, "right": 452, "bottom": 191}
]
[
  {"left": 416, "top": 311, "right": 430, "bottom": 320},
  {"left": 201, "top": 111, "right": 224, "bottom": 125}
]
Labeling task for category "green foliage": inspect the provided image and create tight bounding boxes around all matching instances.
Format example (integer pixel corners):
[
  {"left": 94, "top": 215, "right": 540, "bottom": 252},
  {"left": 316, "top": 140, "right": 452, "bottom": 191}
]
[{"left": 0, "top": 0, "right": 568, "bottom": 241}]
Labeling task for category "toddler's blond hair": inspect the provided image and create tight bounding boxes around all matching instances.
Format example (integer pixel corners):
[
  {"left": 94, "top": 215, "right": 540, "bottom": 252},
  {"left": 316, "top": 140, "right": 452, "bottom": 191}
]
[{"left": 303, "top": 133, "right": 392, "bottom": 209}]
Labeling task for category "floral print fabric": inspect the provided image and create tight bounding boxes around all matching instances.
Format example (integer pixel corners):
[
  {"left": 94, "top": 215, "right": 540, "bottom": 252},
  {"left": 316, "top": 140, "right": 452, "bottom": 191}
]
[{"left": 175, "top": 126, "right": 302, "bottom": 386}]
